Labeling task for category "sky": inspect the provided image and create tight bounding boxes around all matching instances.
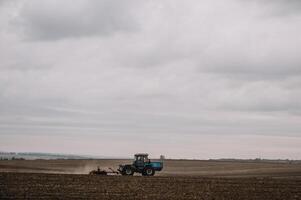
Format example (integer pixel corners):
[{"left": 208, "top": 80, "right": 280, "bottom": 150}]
[{"left": 0, "top": 0, "right": 301, "bottom": 159}]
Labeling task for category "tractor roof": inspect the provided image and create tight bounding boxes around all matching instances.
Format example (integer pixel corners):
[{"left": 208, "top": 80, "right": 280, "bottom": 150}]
[{"left": 134, "top": 153, "right": 148, "bottom": 157}]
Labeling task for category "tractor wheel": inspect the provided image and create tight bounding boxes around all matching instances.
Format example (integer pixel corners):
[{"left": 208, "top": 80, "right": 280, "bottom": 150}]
[
  {"left": 143, "top": 167, "right": 155, "bottom": 176},
  {"left": 123, "top": 167, "right": 134, "bottom": 176}
]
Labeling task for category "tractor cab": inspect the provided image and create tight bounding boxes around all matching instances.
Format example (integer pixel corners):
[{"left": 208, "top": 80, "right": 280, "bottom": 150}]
[{"left": 134, "top": 153, "right": 150, "bottom": 169}]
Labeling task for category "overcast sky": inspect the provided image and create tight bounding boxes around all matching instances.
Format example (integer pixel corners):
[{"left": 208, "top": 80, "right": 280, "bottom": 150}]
[{"left": 0, "top": 0, "right": 301, "bottom": 159}]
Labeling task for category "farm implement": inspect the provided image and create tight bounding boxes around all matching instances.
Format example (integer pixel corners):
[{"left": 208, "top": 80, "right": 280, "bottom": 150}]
[{"left": 89, "top": 167, "right": 119, "bottom": 175}]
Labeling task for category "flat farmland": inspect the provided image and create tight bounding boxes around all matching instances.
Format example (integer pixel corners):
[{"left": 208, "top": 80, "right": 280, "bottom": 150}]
[
  {"left": 1, "top": 159, "right": 301, "bottom": 199},
  {"left": 1, "top": 173, "right": 301, "bottom": 200},
  {"left": 1, "top": 159, "right": 301, "bottom": 177}
]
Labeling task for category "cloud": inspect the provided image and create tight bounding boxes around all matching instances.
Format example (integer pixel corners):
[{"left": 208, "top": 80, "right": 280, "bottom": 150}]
[
  {"left": 254, "top": 0, "right": 301, "bottom": 16},
  {"left": 99, "top": 0, "right": 301, "bottom": 78},
  {"left": 0, "top": 0, "right": 301, "bottom": 158},
  {"left": 14, "top": 0, "right": 140, "bottom": 40},
  {"left": 0, "top": 0, "right": 11, "bottom": 6}
]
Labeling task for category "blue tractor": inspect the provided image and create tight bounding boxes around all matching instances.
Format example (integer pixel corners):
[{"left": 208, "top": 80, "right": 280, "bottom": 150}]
[{"left": 118, "top": 153, "right": 163, "bottom": 176}]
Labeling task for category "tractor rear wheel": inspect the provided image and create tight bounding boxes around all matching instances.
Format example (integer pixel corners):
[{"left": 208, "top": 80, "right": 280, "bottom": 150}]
[
  {"left": 123, "top": 167, "right": 134, "bottom": 176},
  {"left": 143, "top": 167, "right": 155, "bottom": 176}
]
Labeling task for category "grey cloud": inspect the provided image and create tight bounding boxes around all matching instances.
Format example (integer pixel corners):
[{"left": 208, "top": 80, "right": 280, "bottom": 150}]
[
  {"left": 263, "top": 0, "right": 301, "bottom": 10},
  {"left": 202, "top": 61, "right": 301, "bottom": 79},
  {"left": 107, "top": 0, "right": 301, "bottom": 79},
  {"left": 14, "top": 0, "right": 140, "bottom": 40},
  {"left": 243, "top": 0, "right": 301, "bottom": 17},
  {"left": 1, "top": 0, "right": 301, "bottom": 158},
  {"left": 219, "top": 87, "right": 301, "bottom": 113},
  {"left": 0, "top": 0, "right": 10, "bottom": 6}
]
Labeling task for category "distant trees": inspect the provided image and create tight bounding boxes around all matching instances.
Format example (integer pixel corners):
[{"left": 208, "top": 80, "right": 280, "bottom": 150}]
[
  {"left": 11, "top": 157, "right": 25, "bottom": 160},
  {"left": 0, "top": 157, "right": 25, "bottom": 160}
]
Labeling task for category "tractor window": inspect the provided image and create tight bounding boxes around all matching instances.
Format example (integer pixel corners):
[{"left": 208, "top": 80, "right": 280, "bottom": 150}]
[
  {"left": 135, "top": 155, "right": 149, "bottom": 163},
  {"left": 136, "top": 156, "right": 143, "bottom": 161}
]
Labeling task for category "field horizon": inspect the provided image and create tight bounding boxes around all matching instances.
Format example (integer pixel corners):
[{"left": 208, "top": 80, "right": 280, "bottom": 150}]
[{"left": 1, "top": 158, "right": 301, "bottom": 178}]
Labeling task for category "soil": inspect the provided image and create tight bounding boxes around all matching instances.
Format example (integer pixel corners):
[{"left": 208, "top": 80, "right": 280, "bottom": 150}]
[
  {"left": 1, "top": 173, "right": 300, "bottom": 200},
  {"left": 1, "top": 159, "right": 301, "bottom": 199}
]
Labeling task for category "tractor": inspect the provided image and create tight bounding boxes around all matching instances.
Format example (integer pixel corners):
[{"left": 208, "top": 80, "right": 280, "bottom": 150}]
[{"left": 118, "top": 153, "right": 163, "bottom": 176}]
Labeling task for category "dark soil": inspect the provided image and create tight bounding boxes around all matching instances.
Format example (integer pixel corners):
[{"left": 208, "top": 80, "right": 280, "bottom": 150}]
[{"left": 1, "top": 172, "right": 301, "bottom": 200}]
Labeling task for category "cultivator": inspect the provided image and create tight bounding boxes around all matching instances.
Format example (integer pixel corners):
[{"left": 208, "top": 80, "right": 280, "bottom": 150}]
[{"left": 89, "top": 167, "right": 119, "bottom": 176}]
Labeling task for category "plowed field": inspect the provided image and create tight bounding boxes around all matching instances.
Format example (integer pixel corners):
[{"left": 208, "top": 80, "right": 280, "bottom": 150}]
[
  {"left": 1, "top": 159, "right": 301, "bottom": 199},
  {"left": 1, "top": 173, "right": 301, "bottom": 200}
]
